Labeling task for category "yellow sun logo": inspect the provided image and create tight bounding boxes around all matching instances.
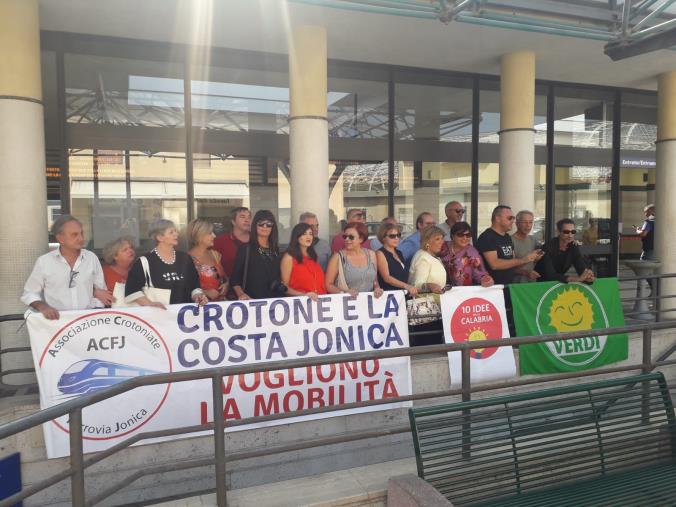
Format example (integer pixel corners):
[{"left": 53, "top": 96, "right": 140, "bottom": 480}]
[
  {"left": 548, "top": 287, "right": 594, "bottom": 332},
  {"left": 467, "top": 327, "right": 487, "bottom": 356}
]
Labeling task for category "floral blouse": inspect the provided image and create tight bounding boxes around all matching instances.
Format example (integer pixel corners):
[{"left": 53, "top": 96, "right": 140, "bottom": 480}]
[{"left": 440, "top": 242, "right": 489, "bottom": 287}]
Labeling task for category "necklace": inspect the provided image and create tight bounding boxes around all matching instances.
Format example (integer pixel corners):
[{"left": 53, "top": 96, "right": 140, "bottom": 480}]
[{"left": 153, "top": 247, "right": 176, "bottom": 265}]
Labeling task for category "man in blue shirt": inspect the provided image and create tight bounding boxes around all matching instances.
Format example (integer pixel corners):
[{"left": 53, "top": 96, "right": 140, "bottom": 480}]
[{"left": 399, "top": 212, "right": 435, "bottom": 264}]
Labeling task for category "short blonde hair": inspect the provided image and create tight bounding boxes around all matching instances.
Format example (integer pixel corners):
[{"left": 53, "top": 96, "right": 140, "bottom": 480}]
[
  {"left": 102, "top": 236, "right": 135, "bottom": 265},
  {"left": 420, "top": 225, "right": 445, "bottom": 251},
  {"left": 186, "top": 218, "right": 214, "bottom": 248}
]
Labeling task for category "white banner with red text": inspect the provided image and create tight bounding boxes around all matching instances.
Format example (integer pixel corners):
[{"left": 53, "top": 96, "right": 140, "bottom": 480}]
[
  {"left": 27, "top": 291, "right": 412, "bottom": 458},
  {"left": 440, "top": 286, "right": 516, "bottom": 386}
]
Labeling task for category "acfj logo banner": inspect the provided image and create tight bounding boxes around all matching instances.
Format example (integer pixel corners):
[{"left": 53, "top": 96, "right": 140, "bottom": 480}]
[{"left": 510, "top": 278, "right": 628, "bottom": 374}]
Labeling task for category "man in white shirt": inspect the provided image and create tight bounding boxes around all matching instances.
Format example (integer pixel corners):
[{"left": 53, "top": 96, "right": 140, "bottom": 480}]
[
  {"left": 438, "top": 201, "right": 466, "bottom": 240},
  {"left": 21, "top": 215, "right": 113, "bottom": 319}
]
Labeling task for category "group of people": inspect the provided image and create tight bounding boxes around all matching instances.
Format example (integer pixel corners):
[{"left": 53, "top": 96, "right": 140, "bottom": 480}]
[{"left": 21, "top": 201, "right": 598, "bottom": 321}]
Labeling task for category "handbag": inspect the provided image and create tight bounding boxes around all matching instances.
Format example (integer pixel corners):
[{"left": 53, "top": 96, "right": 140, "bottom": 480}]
[
  {"left": 111, "top": 281, "right": 131, "bottom": 308},
  {"left": 336, "top": 251, "right": 350, "bottom": 292},
  {"left": 406, "top": 294, "right": 441, "bottom": 326},
  {"left": 134, "top": 256, "right": 171, "bottom": 306}
]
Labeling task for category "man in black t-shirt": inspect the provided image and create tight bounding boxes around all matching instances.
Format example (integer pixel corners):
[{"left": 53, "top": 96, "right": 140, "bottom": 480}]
[{"left": 477, "top": 205, "right": 543, "bottom": 285}]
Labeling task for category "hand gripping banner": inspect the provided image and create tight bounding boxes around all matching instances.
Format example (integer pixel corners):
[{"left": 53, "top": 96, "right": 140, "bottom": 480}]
[{"left": 27, "top": 292, "right": 412, "bottom": 458}]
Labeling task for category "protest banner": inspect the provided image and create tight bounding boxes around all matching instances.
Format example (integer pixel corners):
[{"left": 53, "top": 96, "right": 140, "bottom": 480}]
[
  {"left": 27, "top": 292, "right": 412, "bottom": 458},
  {"left": 440, "top": 285, "right": 516, "bottom": 386},
  {"left": 510, "top": 278, "right": 628, "bottom": 374}
]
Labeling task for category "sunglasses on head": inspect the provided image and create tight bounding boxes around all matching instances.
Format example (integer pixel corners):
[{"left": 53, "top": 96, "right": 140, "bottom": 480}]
[
  {"left": 342, "top": 234, "right": 357, "bottom": 241},
  {"left": 455, "top": 232, "right": 472, "bottom": 238},
  {"left": 386, "top": 233, "right": 402, "bottom": 239},
  {"left": 257, "top": 221, "right": 273, "bottom": 228},
  {"left": 562, "top": 229, "right": 576, "bottom": 235}
]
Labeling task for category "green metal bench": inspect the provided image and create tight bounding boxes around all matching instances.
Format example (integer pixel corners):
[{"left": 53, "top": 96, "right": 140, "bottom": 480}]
[{"left": 408, "top": 372, "right": 676, "bottom": 506}]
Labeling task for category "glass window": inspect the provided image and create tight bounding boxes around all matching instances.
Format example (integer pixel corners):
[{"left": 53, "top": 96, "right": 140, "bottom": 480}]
[
  {"left": 329, "top": 160, "right": 390, "bottom": 239},
  {"left": 619, "top": 92, "right": 656, "bottom": 259},
  {"left": 68, "top": 149, "right": 187, "bottom": 253},
  {"left": 395, "top": 83, "right": 472, "bottom": 142},
  {"left": 191, "top": 67, "right": 289, "bottom": 133},
  {"left": 328, "top": 77, "right": 388, "bottom": 139},
  {"left": 394, "top": 80, "right": 473, "bottom": 233},
  {"left": 477, "top": 82, "right": 548, "bottom": 237},
  {"left": 553, "top": 88, "right": 613, "bottom": 251},
  {"left": 65, "top": 54, "right": 185, "bottom": 127}
]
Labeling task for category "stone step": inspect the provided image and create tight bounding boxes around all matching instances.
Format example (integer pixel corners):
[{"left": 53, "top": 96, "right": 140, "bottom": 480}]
[{"left": 149, "top": 457, "right": 416, "bottom": 507}]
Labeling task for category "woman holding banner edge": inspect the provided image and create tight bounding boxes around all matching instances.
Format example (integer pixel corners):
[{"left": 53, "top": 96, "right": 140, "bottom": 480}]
[{"left": 281, "top": 222, "right": 327, "bottom": 301}]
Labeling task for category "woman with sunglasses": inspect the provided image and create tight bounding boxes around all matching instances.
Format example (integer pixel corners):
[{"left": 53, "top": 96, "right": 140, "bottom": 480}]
[
  {"left": 231, "top": 210, "right": 284, "bottom": 300},
  {"left": 375, "top": 222, "right": 418, "bottom": 295},
  {"left": 280, "top": 222, "right": 327, "bottom": 301},
  {"left": 326, "top": 222, "right": 383, "bottom": 298},
  {"left": 441, "top": 222, "right": 494, "bottom": 287}
]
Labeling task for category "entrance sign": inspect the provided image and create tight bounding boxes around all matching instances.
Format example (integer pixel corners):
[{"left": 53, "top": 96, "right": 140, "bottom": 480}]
[
  {"left": 27, "top": 292, "right": 412, "bottom": 458},
  {"left": 440, "top": 286, "right": 516, "bottom": 386},
  {"left": 510, "top": 278, "right": 628, "bottom": 374}
]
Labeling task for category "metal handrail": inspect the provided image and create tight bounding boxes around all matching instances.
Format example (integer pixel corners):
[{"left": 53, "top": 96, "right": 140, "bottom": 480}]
[
  {"left": 1, "top": 319, "right": 676, "bottom": 507},
  {"left": 0, "top": 271, "right": 671, "bottom": 393}
]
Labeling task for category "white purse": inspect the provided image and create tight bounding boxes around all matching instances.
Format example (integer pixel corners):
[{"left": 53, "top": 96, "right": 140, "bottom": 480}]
[{"left": 140, "top": 255, "right": 172, "bottom": 305}]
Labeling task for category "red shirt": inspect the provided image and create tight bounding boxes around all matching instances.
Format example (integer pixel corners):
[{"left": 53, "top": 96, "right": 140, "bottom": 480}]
[
  {"left": 213, "top": 232, "right": 246, "bottom": 278},
  {"left": 103, "top": 265, "right": 127, "bottom": 292},
  {"left": 289, "top": 256, "right": 327, "bottom": 295}
]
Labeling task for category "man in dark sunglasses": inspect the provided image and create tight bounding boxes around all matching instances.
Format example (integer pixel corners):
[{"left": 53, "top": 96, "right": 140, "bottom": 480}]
[
  {"left": 534, "top": 218, "right": 595, "bottom": 283},
  {"left": 439, "top": 201, "right": 466, "bottom": 241}
]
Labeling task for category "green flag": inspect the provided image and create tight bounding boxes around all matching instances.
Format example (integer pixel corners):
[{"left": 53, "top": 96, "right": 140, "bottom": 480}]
[{"left": 510, "top": 278, "right": 628, "bottom": 374}]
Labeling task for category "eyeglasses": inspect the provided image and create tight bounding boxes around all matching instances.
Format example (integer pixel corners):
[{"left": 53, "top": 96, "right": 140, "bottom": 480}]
[
  {"left": 386, "top": 233, "right": 402, "bottom": 239},
  {"left": 68, "top": 270, "right": 79, "bottom": 288},
  {"left": 561, "top": 229, "right": 576, "bottom": 235},
  {"left": 342, "top": 234, "right": 357, "bottom": 241},
  {"left": 452, "top": 208, "right": 466, "bottom": 214},
  {"left": 257, "top": 221, "right": 273, "bottom": 228},
  {"left": 455, "top": 232, "right": 472, "bottom": 238}
]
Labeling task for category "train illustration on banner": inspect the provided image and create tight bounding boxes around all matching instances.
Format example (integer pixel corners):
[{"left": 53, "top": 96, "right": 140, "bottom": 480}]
[{"left": 57, "top": 359, "right": 161, "bottom": 396}]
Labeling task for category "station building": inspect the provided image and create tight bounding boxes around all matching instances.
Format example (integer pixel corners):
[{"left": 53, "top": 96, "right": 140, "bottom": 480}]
[{"left": 2, "top": 0, "right": 676, "bottom": 320}]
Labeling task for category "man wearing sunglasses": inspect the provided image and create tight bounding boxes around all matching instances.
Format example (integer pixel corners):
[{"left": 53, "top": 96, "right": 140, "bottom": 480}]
[
  {"left": 21, "top": 215, "right": 112, "bottom": 320},
  {"left": 439, "top": 201, "right": 466, "bottom": 241},
  {"left": 477, "top": 205, "right": 544, "bottom": 285},
  {"left": 535, "top": 218, "right": 595, "bottom": 283},
  {"left": 331, "top": 208, "right": 371, "bottom": 253}
]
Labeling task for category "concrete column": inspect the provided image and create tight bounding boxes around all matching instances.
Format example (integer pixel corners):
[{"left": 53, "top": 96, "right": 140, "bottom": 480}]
[
  {"left": 499, "top": 51, "right": 535, "bottom": 212},
  {"left": 0, "top": 0, "right": 47, "bottom": 383},
  {"left": 656, "top": 70, "right": 676, "bottom": 310},
  {"left": 288, "top": 26, "right": 330, "bottom": 240}
]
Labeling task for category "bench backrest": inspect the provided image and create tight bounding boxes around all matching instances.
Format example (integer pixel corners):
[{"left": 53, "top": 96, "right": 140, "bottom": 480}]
[{"left": 409, "top": 372, "right": 676, "bottom": 506}]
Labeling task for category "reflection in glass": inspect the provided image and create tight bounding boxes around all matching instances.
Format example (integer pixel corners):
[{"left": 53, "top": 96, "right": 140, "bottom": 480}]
[
  {"left": 65, "top": 55, "right": 184, "bottom": 127},
  {"left": 554, "top": 95, "right": 613, "bottom": 149},
  {"left": 329, "top": 161, "right": 389, "bottom": 239},
  {"left": 68, "top": 149, "right": 187, "bottom": 253},
  {"left": 395, "top": 83, "right": 472, "bottom": 142},
  {"left": 554, "top": 165, "right": 611, "bottom": 245},
  {"left": 328, "top": 78, "right": 388, "bottom": 139}
]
